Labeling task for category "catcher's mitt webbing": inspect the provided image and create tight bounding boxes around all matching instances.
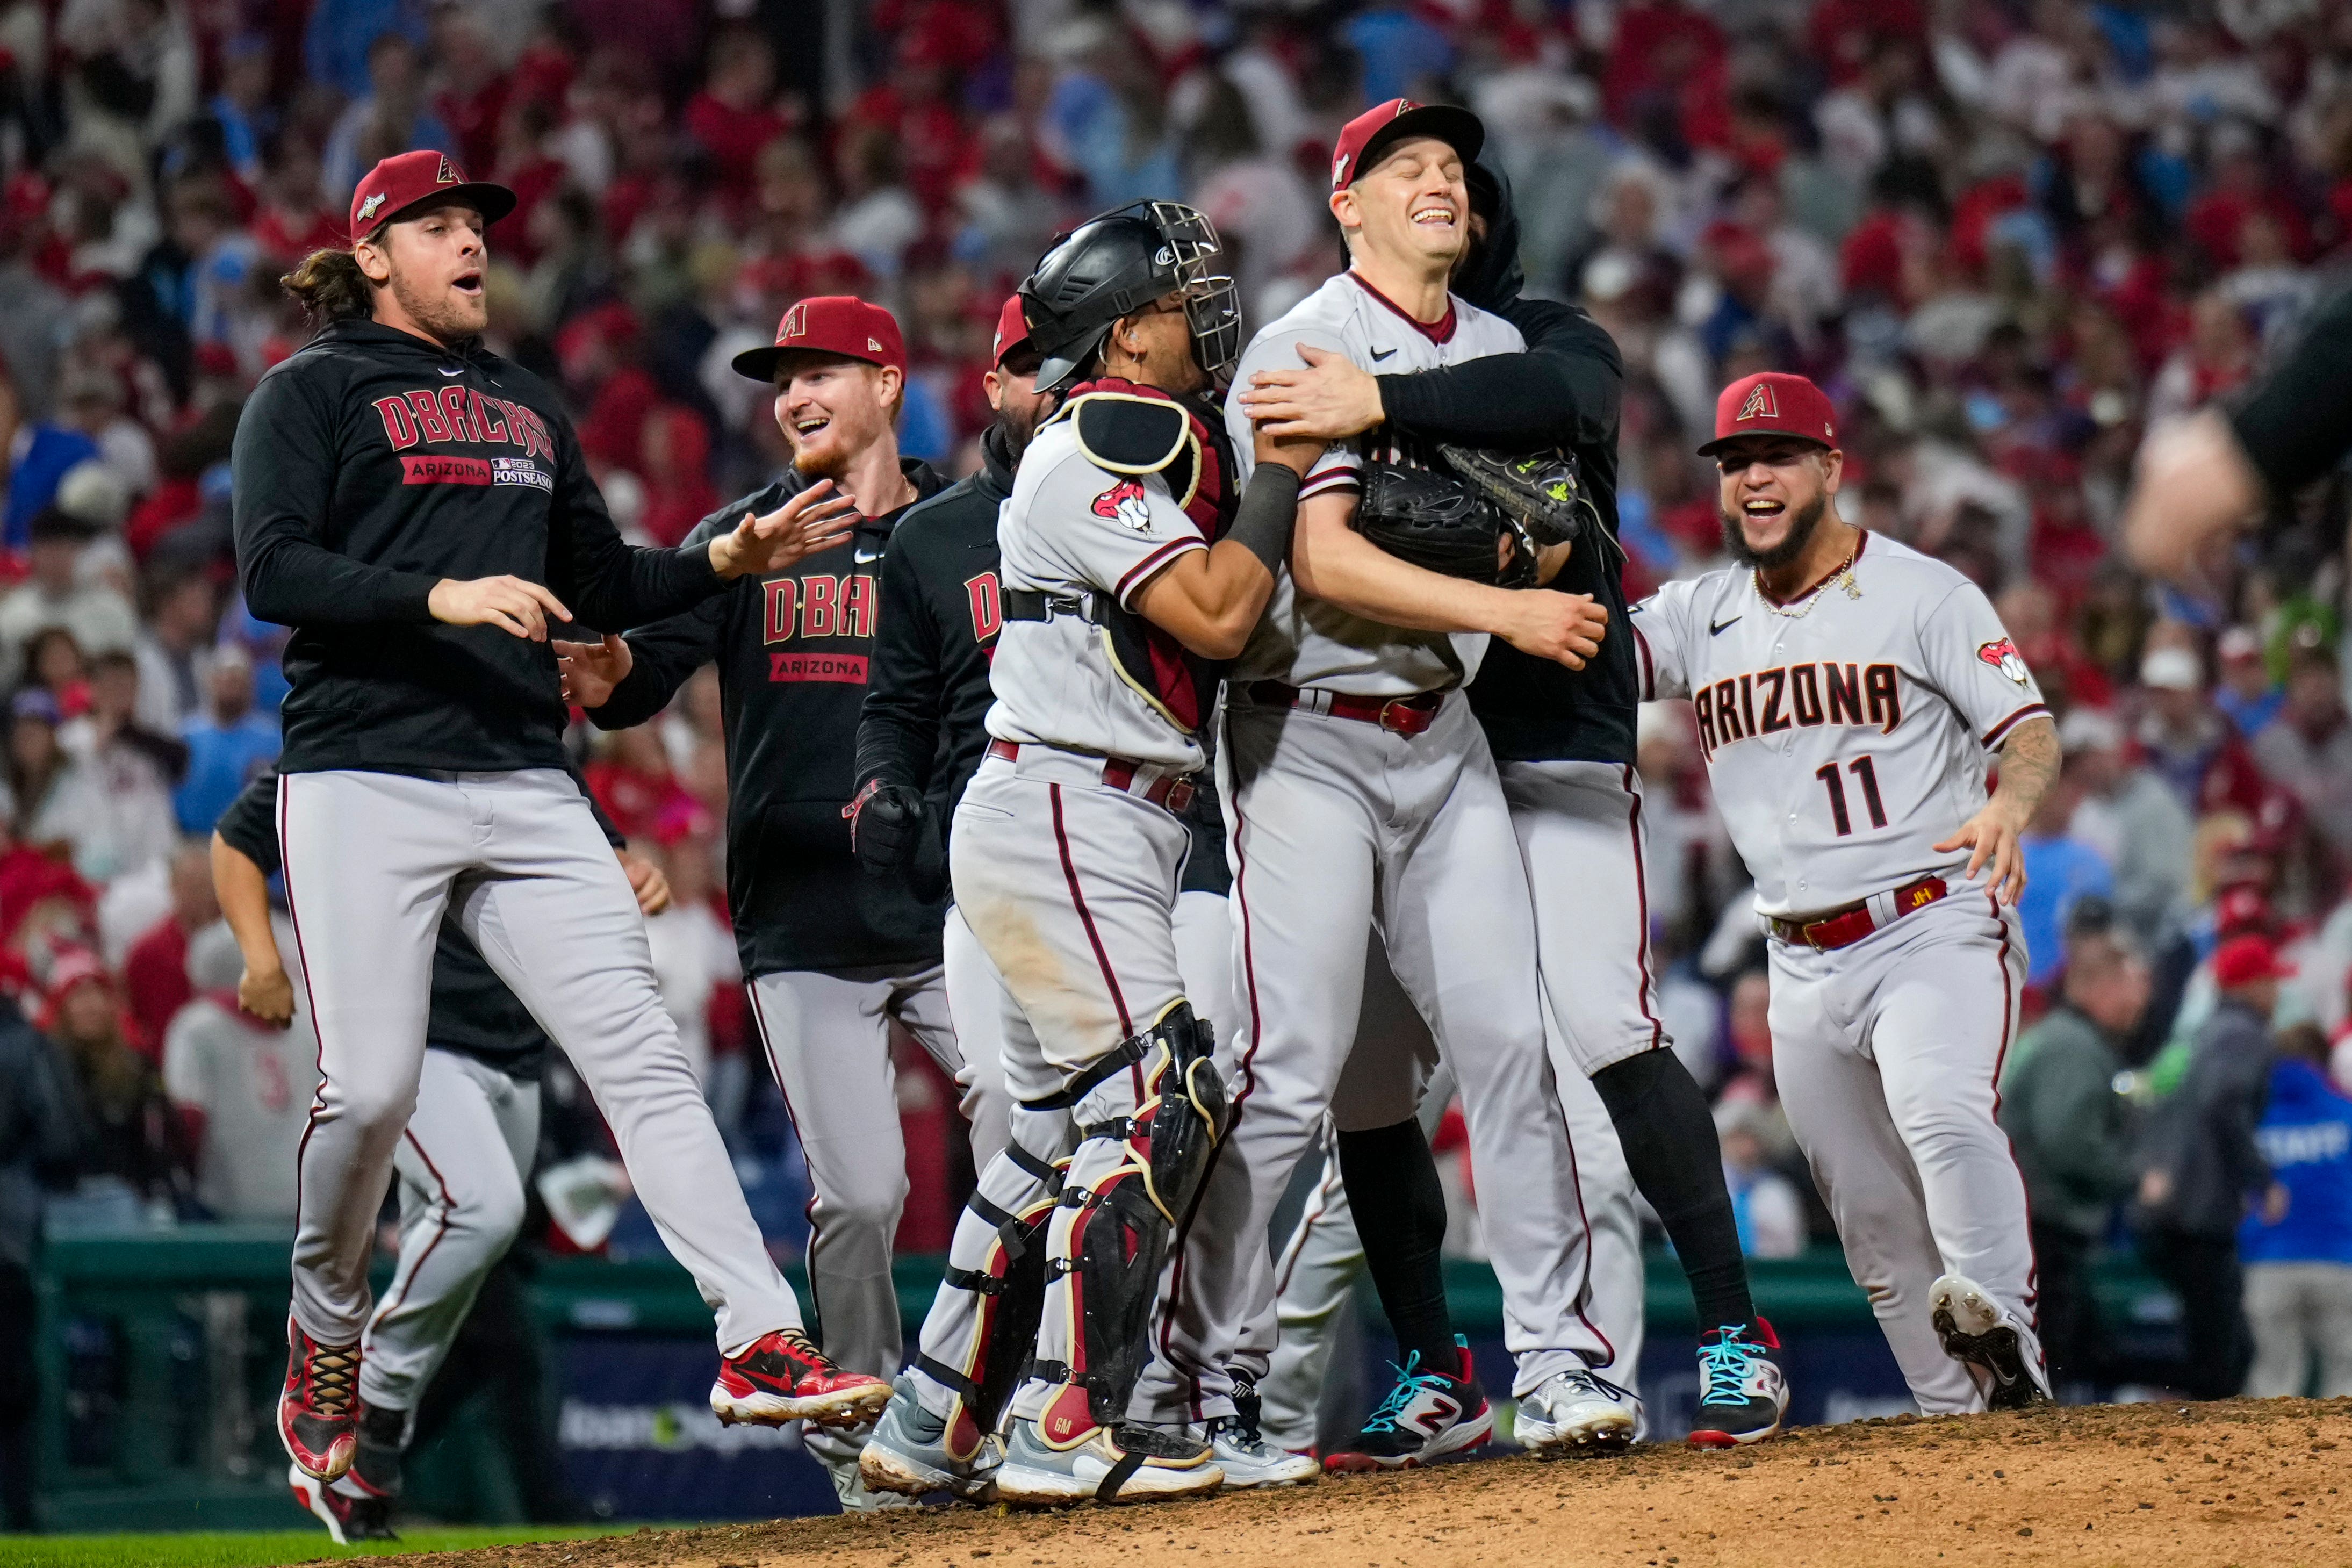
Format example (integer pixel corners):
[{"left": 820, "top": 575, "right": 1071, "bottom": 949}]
[{"left": 1353, "top": 461, "right": 1518, "bottom": 584}]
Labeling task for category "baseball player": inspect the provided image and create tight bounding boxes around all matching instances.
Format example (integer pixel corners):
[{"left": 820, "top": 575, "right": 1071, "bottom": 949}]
[
  {"left": 550, "top": 295, "right": 1006, "bottom": 1509},
  {"left": 1238, "top": 161, "right": 1782, "bottom": 1448},
  {"left": 1134, "top": 99, "right": 1637, "bottom": 1464},
  {"left": 848, "top": 299, "right": 1306, "bottom": 1493},
  {"left": 209, "top": 767, "right": 662, "bottom": 1542},
  {"left": 1630, "top": 370, "right": 2060, "bottom": 1413},
  {"left": 238, "top": 149, "right": 879, "bottom": 1485},
  {"left": 858, "top": 199, "right": 1319, "bottom": 1507}
]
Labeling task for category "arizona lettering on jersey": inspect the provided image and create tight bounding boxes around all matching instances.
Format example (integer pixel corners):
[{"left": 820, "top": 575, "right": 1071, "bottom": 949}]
[{"left": 1630, "top": 531, "right": 2047, "bottom": 920}]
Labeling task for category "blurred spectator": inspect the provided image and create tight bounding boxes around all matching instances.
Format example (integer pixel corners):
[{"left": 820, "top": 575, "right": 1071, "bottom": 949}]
[
  {"left": 1716, "top": 1099, "right": 1804, "bottom": 1259},
  {"left": 121, "top": 839, "right": 214, "bottom": 1054},
  {"left": 131, "top": 568, "right": 217, "bottom": 736},
  {"left": 2016, "top": 766, "right": 2114, "bottom": 989},
  {"left": 2137, "top": 932, "right": 2291, "bottom": 1400},
  {"left": 640, "top": 830, "right": 736, "bottom": 1094},
  {"left": 161, "top": 922, "right": 314, "bottom": 1220},
  {"left": 45, "top": 947, "right": 178, "bottom": 1206},
  {"left": 2062, "top": 707, "right": 2195, "bottom": 952},
  {"left": 303, "top": 0, "right": 427, "bottom": 101},
  {"left": 321, "top": 33, "right": 456, "bottom": 205},
  {"left": 1999, "top": 914, "right": 2147, "bottom": 1392},
  {"left": 2252, "top": 652, "right": 2352, "bottom": 861},
  {"left": 171, "top": 645, "right": 275, "bottom": 834},
  {"left": 2241, "top": 1022, "right": 2352, "bottom": 1398},
  {"left": 2137, "top": 644, "right": 2265, "bottom": 817},
  {"left": 2213, "top": 625, "right": 2284, "bottom": 743},
  {"left": 0, "top": 510, "right": 137, "bottom": 692},
  {"left": 0, "top": 981, "right": 78, "bottom": 1529}
]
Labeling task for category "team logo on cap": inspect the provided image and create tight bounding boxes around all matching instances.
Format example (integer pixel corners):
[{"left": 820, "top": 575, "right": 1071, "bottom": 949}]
[
  {"left": 1092, "top": 478, "right": 1152, "bottom": 533},
  {"left": 436, "top": 155, "right": 460, "bottom": 185},
  {"left": 357, "top": 192, "right": 386, "bottom": 223},
  {"left": 779, "top": 302, "right": 808, "bottom": 343},
  {"left": 1736, "top": 382, "right": 1778, "bottom": 422},
  {"left": 1977, "top": 637, "right": 2030, "bottom": 686}
]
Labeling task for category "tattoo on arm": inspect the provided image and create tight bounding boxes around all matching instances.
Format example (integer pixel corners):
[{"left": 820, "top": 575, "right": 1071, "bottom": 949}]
[{"left": 1994, "top": 716, "right": 2060, "bottom": 819}]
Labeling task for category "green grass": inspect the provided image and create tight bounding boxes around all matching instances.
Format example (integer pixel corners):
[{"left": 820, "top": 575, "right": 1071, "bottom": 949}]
[{"left": 4, "top": 1524, "right": 650, "bottom": 1567}]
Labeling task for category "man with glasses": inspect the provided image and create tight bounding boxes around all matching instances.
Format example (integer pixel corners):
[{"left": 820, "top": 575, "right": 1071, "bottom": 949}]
[{"left": 1629, "top": 371, "right": 2062, "bottom": 1414}]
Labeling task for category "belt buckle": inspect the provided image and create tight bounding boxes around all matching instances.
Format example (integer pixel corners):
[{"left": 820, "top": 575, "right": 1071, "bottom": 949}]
[
  {"left": 1803, "top": 922, "right": 1826, "bottom": 952},
  {"left": 1166, "top": 779, "right": 1196, "bottom": 814},
  {"left": 1378, "top": 700, "right": 1414, "bottom": 735}
]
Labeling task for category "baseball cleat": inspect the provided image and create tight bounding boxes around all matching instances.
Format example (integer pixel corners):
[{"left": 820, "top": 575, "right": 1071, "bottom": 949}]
[
  {"left": 1324, "top": 1336, "right": 1494, "bottom": 1473},
  {"left": 287, "top": 1465, "right": 398, "bottom": 1544},
  {"left": 1515, "top": 1365, "right": 1639, "bottom": 1456},
  {"left": 709, "top": 1328, "right": 891, "bottom": 1429},
  {"left": 346, "top": 1402, "right": 407, "bottom": 1499},
  {"left": 994, "top": 1418, "right": 1224, "bottom": 1506},
  {"left": 1687, "top": 1319, "right": 1790, "bottom": 1448},
  {"left": 278, "top": 1318, "right": 362, "bottom": 1480},
  {"left": 1930, "top": 1274, "right": 2052, "bottom": 1411},
  {"left": 858, "top": 1375, "right": 1002, "bottom": 1501},
  {"left": 1196, "top": 1381, "right": 1318, "bottom": 1488}
]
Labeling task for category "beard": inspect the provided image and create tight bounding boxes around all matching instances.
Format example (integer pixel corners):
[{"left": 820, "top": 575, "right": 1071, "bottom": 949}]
[
  {"left": 389, "top": 270, "right": 486, "bottom": 344},
  {"left": 1720, "top": 492, "right": 1826, "bottom": 571},
  {"left": 995, "top": 402, "right": 1045, "bottom": 462}
]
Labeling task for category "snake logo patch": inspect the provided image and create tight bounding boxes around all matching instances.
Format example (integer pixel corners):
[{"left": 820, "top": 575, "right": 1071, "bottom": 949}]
[
  {"left": 1976, "top": 637, "right": 2030, "bottom": 686},
  {"left": 1092, "top": 478, "right": 1152, "bottom": 533}
]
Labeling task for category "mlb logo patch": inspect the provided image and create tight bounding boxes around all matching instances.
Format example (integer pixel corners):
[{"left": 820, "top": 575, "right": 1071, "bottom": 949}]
[{"left": 1977, "top": 637, "right": 2031, "bottom": 686}]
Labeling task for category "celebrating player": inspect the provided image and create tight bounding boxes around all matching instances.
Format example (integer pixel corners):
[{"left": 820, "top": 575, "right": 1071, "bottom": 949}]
[
  {"left": 1630, "top": 371, "right": 2059, "bottom": 1413},
  {"left": 849, "top": 299, "right": 1310, "bottom": 1496},
  {"left": 551, "top": 295, "right": 1005, "bottom": 1510},
  {"left": 1236, "top": 160, "right": 1784, "bottom": 1447},
  {"left": 236, "top": 150, "right": 881, "bottom": 1484},
  {"left": 862, "top": 200, "right": 1317, "bottom": 1507},
  {"left": 211, "top": 768, "right": 664, "bottom": 1542},
  {"left": 1135, "top": 99, "right": 1634, "bottom": 1462}
]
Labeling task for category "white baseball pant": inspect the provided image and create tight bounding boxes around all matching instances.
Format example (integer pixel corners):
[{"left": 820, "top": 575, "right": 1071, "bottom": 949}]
[
  {"left": 1137, "top": 692, "right": 1608, "bottom": 1425},
  {"left": 1768, "top": 888, "right": 2038, "bottom": 1413},
  {"left": 279, "top": 768, "right": 801, "bottom": 1352},
  {"left": 359, "top": 1048, "right": 538, "bottom": 1414}
]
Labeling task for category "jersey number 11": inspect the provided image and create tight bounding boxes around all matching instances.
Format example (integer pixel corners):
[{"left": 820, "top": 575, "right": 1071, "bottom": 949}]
[{"left": 1815, "top": 756, "right": 1887, "bottom": 837}]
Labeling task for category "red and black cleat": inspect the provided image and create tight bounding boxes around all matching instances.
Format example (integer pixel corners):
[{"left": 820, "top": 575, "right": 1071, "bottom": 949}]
[
  {"left": 278, "top": 1317, "right": 363, "bottom": 1480},
  {"left": 710, "top": 1327, "right": 891, "bottom": 1429},
  {"left": 287, "top": 1466, "right": 398, "bottom": 1545}
]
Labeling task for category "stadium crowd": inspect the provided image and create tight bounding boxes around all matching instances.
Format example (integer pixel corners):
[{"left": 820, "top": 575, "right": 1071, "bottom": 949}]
[{"left": 9, "top": 0, "right": 2352, "bottom": 1520}]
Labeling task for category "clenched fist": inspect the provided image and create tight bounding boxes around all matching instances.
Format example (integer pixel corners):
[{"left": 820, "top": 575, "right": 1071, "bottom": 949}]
[{"left": 847, "top": 780, "right": 927, "bottom": 875}]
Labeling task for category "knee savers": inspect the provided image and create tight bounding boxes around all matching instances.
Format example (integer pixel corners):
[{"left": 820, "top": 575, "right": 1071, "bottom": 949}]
[{"left": 1034, "top": 1002, "right": 1230, "bottom": 1428}]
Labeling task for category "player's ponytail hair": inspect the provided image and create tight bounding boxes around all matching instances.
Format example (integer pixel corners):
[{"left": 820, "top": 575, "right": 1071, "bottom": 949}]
[{"left": 280, "top": 247, "right": 375, "bottom": 325}]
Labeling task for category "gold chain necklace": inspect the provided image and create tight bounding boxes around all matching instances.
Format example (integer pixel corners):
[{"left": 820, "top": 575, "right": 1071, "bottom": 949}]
[{"left": 1758, "top": 549, "right": 1863, "bottom": 619}]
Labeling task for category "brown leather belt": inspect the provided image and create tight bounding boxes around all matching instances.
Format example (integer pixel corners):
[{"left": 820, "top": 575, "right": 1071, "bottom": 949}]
[
  {"left": 1767, "top": 876, "right": 1948, "bottom": 951},
  {"left": 986, "top": 738, "right": 1196, "bottom": 814},
  {"left": 1246, "top": 680, "right": 1443, "bottom": 737}
]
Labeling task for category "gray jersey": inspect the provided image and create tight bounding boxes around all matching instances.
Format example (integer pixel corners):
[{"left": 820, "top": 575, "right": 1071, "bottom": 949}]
[
  {"left": 1226, "top": 272, "right": 1523, "bottom": 697},
  {"left": 1629, "top": 531, "right": 2047, "bottom": 919},
  {"left": 984, "top": 406, "right": 1214, "bottom": 772}
]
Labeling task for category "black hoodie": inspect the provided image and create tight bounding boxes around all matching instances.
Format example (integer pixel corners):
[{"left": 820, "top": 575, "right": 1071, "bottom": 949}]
[
  {"left": 1377, "top": 165, "right": 1637, "bottom": 765},
  {"left": 588, "top": 458, "right": 950, "bottom": 977},
  {"left": 233, "top": 319, "right": 723, "bottom": 775}
]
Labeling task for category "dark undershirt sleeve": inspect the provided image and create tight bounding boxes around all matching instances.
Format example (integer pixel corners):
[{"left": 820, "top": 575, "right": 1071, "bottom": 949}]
[
  {"left": 2229, "top": 284, "right": 2352, "bottom": 498},
  {"left": 215, "top": 771, "right": 282, "bottom": 875},
  {"left": 853, "top": 527, "right": 943, "bottom": 797},
  {"left": 1373, "top": 300, "right": 1622, "bottom": 450}
]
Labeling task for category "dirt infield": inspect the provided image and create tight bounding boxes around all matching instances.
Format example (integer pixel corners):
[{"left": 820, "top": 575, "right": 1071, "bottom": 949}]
[{"left": 383, "top": 1398, "right": 2352, "bottom": 1568}]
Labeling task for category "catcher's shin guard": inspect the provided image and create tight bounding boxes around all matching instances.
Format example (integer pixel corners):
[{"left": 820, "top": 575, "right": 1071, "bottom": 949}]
[
  {"left": 1027, "top": 1003, "right": 1230, "bottom": 1437},
  {"left": 916, "top": 1136, "right": 1065, "bottom": 1466}
]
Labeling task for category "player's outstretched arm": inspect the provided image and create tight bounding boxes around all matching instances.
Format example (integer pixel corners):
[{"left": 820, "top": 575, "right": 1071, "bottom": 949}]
[
  {"left": 1933, "top": 714, "right": 2059, "bottom": 906},
  {"left": 1131, "top": 433, "right": 1319, "bottom": 660},
  {"left": 1291, "top": 492, "right": 1607, "bottom": 668},
  {"left": 2119, "top": 411, "right": 2264, "bottom": 584},
  {"left": 210, "top": 832, "right": 293, "bottom": 1027}
]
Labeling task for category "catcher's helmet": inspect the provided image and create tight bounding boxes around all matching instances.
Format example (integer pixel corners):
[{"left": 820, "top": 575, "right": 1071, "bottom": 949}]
[{"left": 1020, "top": 201, "right": 1241, "bottom": 395}]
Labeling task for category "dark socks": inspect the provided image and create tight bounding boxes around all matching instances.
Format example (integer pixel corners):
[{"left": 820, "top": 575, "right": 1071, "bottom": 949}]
[
  {"left": 1592, "top": 1049, "right": 1757, "bottom": 1334},
  {"left": 1334, "top": 1118, "right": 1462, "bottom": 1378}
]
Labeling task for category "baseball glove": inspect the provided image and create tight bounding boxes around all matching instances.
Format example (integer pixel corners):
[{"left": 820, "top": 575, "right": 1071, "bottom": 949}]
[
  {"left": 1354, "top": 461, "right": 1537, "bottom": 586},
  {"left": 1436, "top": 443, "right": 1595, "bottom": 549}
]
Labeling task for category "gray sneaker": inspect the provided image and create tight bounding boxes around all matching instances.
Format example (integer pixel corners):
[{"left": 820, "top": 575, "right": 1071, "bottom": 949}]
[
  {"left": 857, "top": 1376, "right": 1001, "bottom": 1502},
  {"left": 994, "top": 1417, "right": 1223, "bottom": 1507}
]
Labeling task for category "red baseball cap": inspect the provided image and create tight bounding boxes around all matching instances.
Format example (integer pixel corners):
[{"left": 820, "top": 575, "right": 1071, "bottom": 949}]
[
  {"left": 2213, "top": 933, "right": 2296, "bottom": 989},
  {"left": 1329, "top": 98, "right": 1485, "bottom": 193},
  {"left": 991, "top": 293, "right": 1034, "bottom": 369},
  {"left": 731, "top": 295, "right": 906, "bottom": 383},
  {"left": 1699, "top": 371, "right": 1839, "bottom": 456},
  {"left": 348, "top": 150, "right": 514, "bottom": 243}
]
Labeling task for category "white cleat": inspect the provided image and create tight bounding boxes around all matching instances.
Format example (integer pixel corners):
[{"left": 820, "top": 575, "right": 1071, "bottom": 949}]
[
  {"left": 1515, "top": 1366, "right": 1640, "bottom": 1456},
  {"left": 1930, "top": 1274, "right": 2052, "bottom": 1411},
  {"left": 994, "top": 1418, "right": 1224, "bottom": 1507},
  {"left": 1195, "top": 1414, "right": 1319, "bottom": 1487}
]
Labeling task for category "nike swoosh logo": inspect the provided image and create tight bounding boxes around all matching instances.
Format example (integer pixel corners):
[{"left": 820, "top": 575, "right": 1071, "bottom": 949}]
[
  {"left": 854, "top": 548, "right": 883, "bottom": 564},
  {"left": 1370, "top": 347, "right": 1398, "bottom": 362},
  {"left": 1710, "top": 616, "right": 1741, "bottom": 636},
  {"left": 438, "top": 365, "right": 464, "bottom": 377}
]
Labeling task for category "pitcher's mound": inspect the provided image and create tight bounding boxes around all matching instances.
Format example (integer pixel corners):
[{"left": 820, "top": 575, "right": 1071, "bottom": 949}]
[{"left": 384, "top": 1398, "right": 2352, "bottom": 1568}]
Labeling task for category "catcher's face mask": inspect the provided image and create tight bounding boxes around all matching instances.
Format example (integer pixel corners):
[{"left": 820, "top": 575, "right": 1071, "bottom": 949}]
[{"left": 1141, "top": 201, "right": 1242, "bottom": 387}]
